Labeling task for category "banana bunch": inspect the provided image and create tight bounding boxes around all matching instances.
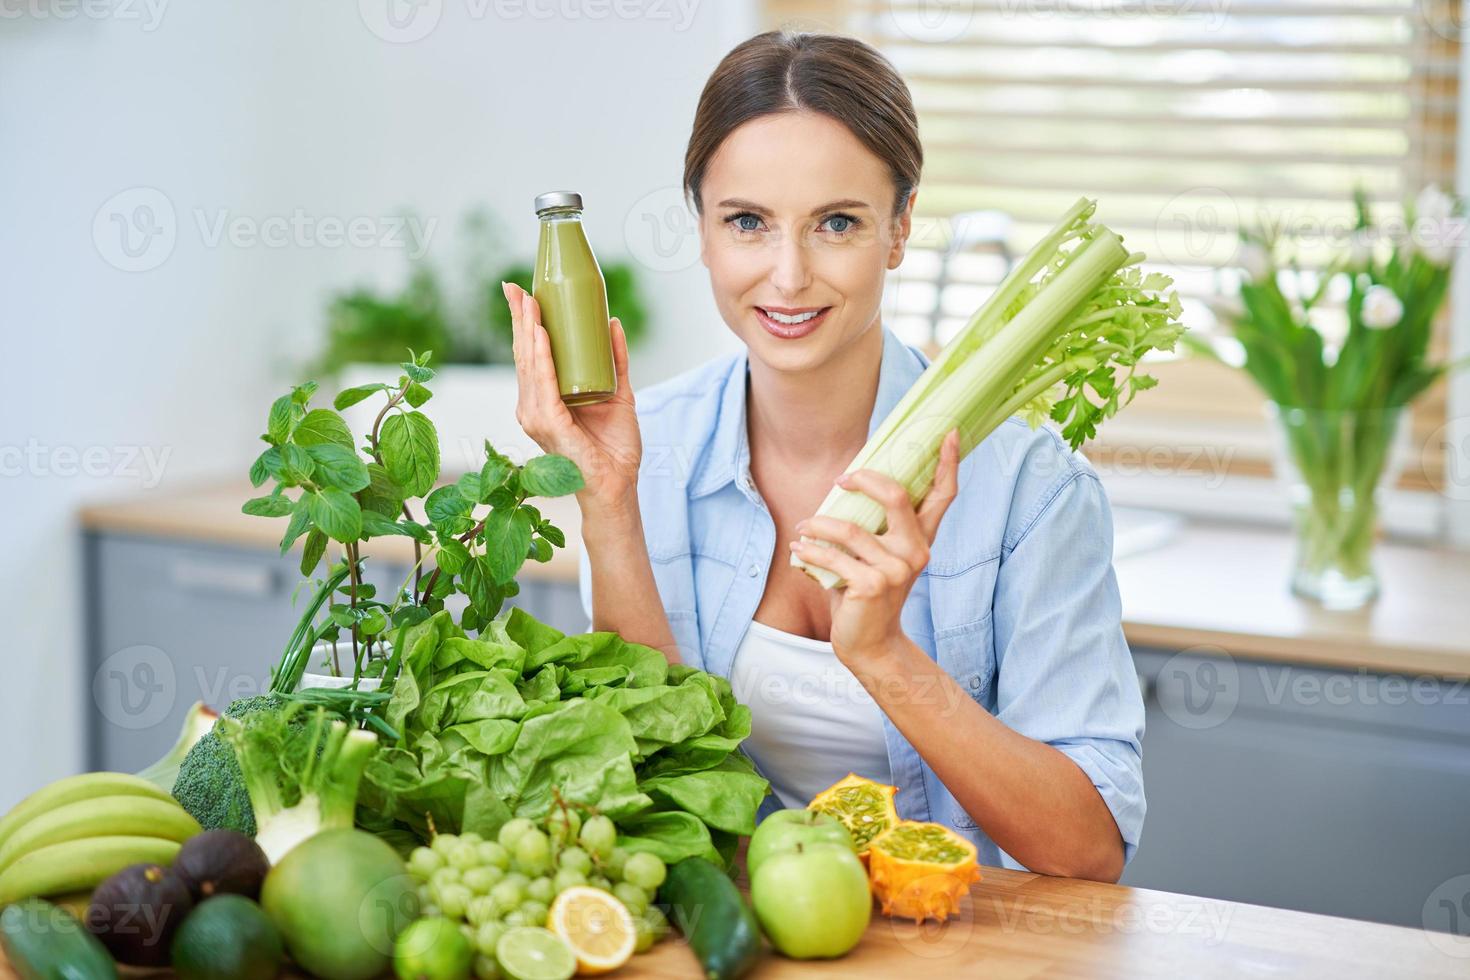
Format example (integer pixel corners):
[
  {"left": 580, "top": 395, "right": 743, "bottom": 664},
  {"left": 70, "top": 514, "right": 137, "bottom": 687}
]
[{"left": 0, "top": 772, "right": 201, "bottom": 905}]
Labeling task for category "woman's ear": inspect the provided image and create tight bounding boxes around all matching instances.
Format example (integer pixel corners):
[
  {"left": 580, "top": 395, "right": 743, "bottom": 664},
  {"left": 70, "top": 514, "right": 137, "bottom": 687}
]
[{"left": 887, "top": 189, "right": 917, "bottom": 270}]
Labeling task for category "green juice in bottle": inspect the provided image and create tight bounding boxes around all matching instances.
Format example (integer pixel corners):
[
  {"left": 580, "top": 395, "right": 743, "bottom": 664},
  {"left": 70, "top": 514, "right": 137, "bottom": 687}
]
[{"left": 532, "top": 191, "right": 617, "bottom": 406}]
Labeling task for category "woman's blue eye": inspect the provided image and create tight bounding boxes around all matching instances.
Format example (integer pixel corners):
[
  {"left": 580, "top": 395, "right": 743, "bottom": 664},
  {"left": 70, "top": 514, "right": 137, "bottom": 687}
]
[
  {"left": 735, "top": 214, "right": 761, "bottom": 232},
  {"left": 825, "top": 214, "right": 854, "bottom": 233}
]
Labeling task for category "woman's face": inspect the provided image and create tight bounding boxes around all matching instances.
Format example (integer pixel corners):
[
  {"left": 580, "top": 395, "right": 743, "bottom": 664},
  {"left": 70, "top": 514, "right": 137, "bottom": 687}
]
[{"left": 698, "top": 110, "right": 914, "bottom": 375}]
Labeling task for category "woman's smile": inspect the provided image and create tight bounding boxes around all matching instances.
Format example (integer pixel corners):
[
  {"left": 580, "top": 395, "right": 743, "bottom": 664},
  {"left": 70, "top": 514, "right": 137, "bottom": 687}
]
[{"left": 755, "top": 304, "right": 833, "bottom": 339}]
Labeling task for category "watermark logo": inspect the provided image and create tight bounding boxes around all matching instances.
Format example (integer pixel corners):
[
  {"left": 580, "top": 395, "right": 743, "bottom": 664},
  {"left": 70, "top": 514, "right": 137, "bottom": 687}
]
[
  {"left": 0, "top": 440, "right": 172, "bottom": 488},
  {"left": 93, "top": 645, "right": 175, "bottom": 730},
  {"left": 1422, "top": 874, "right": 1470, "bottom": 957},
  {"left": 1155, "top": 645, "right": 1238, "bottom": 730},
  {"left": 358, "top": 0, "right": 443, "bottom": 43},
  {"left": 93, "top": 187, "right": 177, "bottom": 273},
  {"left": 0, "top": 0, "right": 169, "bottom": 31},
  {"left": 885, "top": 0, "right": 975, "bottom": 42},
  {"left": 1421, "top": 418, "right": 1470, "bottom": 502},
  {"left": 624, "top": 186, "right": 701, "bottom": 273},
  {"left": 1154, "top": 186, "right": 1241, "bottom": 267}
]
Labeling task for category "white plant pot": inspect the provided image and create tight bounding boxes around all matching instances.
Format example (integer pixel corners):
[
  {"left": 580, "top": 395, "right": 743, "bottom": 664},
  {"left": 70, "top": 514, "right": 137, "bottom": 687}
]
[
  {"left": 336, "top": 363, "right": 538, "bottom": 472},
  {"left": 297, "top": 637, "right": 386, "bottom": 692}
]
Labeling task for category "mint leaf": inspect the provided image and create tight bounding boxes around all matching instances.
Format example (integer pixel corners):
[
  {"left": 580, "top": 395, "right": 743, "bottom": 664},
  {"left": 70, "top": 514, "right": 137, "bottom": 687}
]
[
  {"left": 248, "top": 448, "right": 281, "bottom": 488},
  {"left": 479, "top": 456, "right": 513, "bottom": 500},
  {"left": 425, "top": 485, "right": 471, "bottom": 524},
  {"left": 520, "top": 454, "right": 584, "bottom": 497},
  {"left": 278, "top": 497, "right": 313, "bottom": 554},
  {"left": 484, "top": 507, "right": 534, "bottom": 583},
  {"left": 401, "top": 521, "right": 434, "bottom": 544},
  {"left": 360, "top": 510, "right": 405, "bottom": 538},
  {"left": 334, "top": 383, "right": 387, "bottom": 410},
  {"left": 530, "top": 537, "right": 552, "bottom": 563},
  {"left": 380, "top": 411, "right": 440, "bottom": 498},
  {"left": 310, "top": 487, "right": 364, "bottom": 542},
  {"left": 401, "top": 361, "right": 435, "bottom": 383},
  {"left": 538, "top": 523, "right": 566, "bottom": 548},
  {"left": 455, "top": 471, "right": 483, "bottom": 502},
  {"left": 294, "top": 408, "right": 355, "bottom": 450},
  {"left": 306, "top": 443, "right": 371, "bottom": 492},
  {"left": 291, "top": 381, "right": 319, "bottom": 406},
  {"left": 242, "top": 494, "right": 293, "bottom": 518},
  {"left": 267, "top": 395, "right": 295, "bottom": 444},
  {"left": 300, "top": 529, "right": 327, "bottom": 575},
  {"left": 359, "top": 464, "right": 405, "bottom": 518},
  {"left": 403, "top": 382, "right": 432, "bottom": 408},
  {"left": 279, "top": 444, "right": 315, "bottom": 486},
  {"left": 436, "top": 539, "right": 470, "bottom": 574}
]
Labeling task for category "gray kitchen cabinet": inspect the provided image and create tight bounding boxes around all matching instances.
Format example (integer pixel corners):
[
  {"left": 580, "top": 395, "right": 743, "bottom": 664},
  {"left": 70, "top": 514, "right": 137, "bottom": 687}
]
[
  {"left": 85, "top": 532, "right": 585, "bottom": 774},
  {"left": 1122, "top": 646, "right": 1470, "bottom": 930}
]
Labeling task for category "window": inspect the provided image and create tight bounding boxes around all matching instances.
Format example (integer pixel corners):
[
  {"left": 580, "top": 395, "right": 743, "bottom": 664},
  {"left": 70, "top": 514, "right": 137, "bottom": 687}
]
[{"left": 763, "top": 0, "right": 1460, "bottom": 509}]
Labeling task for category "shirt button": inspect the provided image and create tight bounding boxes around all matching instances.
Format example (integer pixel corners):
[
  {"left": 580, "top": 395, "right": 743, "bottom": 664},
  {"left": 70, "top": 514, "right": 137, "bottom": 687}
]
[
  {"left": 747, "top": 564, "right": 759, "bottom": 577},
  {"left": 969, "top": 676, "right": 981, "bottom": 690}
]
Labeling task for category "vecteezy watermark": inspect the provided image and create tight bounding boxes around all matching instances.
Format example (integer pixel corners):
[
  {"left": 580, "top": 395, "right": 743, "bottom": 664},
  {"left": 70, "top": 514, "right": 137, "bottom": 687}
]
[
  {"left": 624, "top": 186, "right": 701, "bottom": 273},
  {"left": 0, "top": 439, "right": 172, "bottom": 488},
  {"left": 0, "top": 0, "right": 168, "bottom": 30},
  {"left": 882, "top": 0, "right": 976, "bottom": 43},
  {"left": 1418, "top": 0, "right": 1469, "bottom": 43},
  {"left": 1154, "top": 645, "right": 1239, "bottom": 730},
  {"left": 93, "top": 645, "right": 176, "bottom": 731},
  {"left": 1422, "top": 874, "right": 1470, "bottom": 957},
  {"left": 992, "top": 0, "right": 1230, "bottom": 31},
  {"left": 991, "top": 893, "right": 1234, "bottom": 944},
  {"left": 1421, "top": 417, "right": 1470, "bottom": 502},
  {"left": 93, "top": 186, "right": 438, "bottom": 272},
  {"left": 357, "top": 0, "right": 701, "bottom": 43}
]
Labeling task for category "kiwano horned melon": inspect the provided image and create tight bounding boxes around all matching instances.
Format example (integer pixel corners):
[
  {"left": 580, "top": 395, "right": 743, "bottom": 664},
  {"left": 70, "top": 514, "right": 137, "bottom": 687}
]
[
  {"left": 866, "top": 821, "right": 982, "bottom": 922},
  {"left": 807, "top": 774, "right": 900, "bottom": 856}
]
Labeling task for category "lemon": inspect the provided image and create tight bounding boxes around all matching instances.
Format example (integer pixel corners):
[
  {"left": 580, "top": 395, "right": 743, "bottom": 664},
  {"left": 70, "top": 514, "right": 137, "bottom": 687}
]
[{"left": 545, "top": 886, "right": 636, "bottom": 975}]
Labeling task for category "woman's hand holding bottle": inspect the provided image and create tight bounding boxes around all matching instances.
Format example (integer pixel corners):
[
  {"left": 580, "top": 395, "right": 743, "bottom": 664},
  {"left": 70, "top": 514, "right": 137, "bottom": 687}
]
[{"left": 501, "top": 281, "right": 641, "bottom": 510}]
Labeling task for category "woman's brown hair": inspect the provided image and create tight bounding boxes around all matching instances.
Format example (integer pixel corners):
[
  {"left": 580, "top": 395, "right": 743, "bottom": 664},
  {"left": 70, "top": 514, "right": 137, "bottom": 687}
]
[{"left": 683, "top": 31, "right": 922, "bottom": 218}]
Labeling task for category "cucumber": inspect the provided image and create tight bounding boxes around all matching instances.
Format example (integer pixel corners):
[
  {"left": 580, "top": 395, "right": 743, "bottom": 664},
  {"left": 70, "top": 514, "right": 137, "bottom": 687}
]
[
  {"left": 0, "top": 897, "right": 117, "bottom": 980},
  {"left": 657, "top": 857, "right": 762, "bottom": 980}
]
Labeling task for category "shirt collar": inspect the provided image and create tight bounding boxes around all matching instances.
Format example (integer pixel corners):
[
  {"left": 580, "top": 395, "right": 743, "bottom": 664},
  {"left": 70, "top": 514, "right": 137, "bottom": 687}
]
[{"left": 687, "top": 326, "right": 929, "bottom": 500}]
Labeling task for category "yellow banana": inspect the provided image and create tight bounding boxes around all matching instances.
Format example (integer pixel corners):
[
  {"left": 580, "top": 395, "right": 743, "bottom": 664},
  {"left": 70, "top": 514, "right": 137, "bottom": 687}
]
[
  {"left": 0, "top": 796, "right": 200, "bottom": 875},
  {"left": 0, "top": 773, "right": 172, "bottom": 855},
  {"left": 0, "top": 836, "right": 183, "bottom": 906}
]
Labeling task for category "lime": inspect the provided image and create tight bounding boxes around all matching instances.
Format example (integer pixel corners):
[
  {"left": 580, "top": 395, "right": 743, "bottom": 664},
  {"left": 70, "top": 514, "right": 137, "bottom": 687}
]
[
  {"left": 395, "top": 917, "right": 474, "bottom": 980},
  {"left": 494, "top": 927, "right": 575, "bottom": 980}
]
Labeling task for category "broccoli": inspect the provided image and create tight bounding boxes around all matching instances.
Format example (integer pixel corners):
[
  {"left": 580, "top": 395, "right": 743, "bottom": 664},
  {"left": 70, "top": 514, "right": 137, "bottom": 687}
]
[
  {"left": 218, "top": 700, "right": 379, "bottom": 863},
  {"left": 171, "top": 695, "right": 287, "bottom": 836}
]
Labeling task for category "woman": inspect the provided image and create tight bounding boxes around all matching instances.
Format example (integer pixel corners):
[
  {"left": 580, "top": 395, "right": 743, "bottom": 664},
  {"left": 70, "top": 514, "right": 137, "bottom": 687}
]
[{"left": 502, "top": 31, "right": 1143, "bottom": 882}]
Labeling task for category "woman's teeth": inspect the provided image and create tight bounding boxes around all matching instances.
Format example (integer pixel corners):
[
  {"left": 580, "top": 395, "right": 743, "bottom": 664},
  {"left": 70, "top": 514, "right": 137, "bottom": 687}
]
[{"left": 762, "top": 309, "right": 822, "bottom": 324}]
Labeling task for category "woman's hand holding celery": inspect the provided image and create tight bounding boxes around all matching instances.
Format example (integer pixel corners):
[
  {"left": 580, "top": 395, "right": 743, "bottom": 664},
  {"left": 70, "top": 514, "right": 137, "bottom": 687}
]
[{"left": 790, "top": 429, "right": 961, "bottom": 667}]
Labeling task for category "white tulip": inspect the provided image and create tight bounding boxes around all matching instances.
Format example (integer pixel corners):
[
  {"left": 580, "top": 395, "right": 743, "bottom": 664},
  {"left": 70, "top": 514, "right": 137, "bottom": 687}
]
[
  {"left": 1416, "top": 184, "right": 1454, "bottom": 223},
  {"left": 1359, "top": 284, "right": 1403, "bottom": 330},
  {"left": 1411, "top": 184, "right": 1461, "bottom": 267},
  {"left": 1347, "top": 228, "right": 1375, "bottom": 269}
]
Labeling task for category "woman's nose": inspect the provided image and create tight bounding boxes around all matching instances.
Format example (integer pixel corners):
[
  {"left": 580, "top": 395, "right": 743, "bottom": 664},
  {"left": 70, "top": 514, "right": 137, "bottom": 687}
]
[{"left": 768, "top": 232, "right": 812, "bottom": 296}]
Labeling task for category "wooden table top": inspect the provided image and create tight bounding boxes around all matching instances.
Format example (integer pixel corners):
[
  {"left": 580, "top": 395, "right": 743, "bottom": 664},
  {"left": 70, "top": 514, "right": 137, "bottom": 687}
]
[
  {"left": 78, "top": 478, "right": 1470, "bottom": 679},
  {"left": 5, "top": 866, "right": 1465, "bottom": 979}
]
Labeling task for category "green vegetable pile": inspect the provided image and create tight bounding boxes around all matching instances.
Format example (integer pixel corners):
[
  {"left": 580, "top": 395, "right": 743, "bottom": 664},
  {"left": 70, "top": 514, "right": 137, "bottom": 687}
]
[{"left": 359, "top": 609, "right": 768, "bottom": 868}]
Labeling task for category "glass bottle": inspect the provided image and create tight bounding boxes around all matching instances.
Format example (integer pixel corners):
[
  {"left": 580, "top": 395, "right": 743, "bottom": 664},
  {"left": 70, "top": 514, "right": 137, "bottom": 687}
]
[{"left": 532, "top": 191, "right": 616, "bottom": 406}]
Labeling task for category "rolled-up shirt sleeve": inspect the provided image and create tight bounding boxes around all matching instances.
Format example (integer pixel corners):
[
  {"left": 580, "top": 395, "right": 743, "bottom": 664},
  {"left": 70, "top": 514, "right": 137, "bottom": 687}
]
[{"left": 990, "top": 468, "right": 1146, "bottom": 866}]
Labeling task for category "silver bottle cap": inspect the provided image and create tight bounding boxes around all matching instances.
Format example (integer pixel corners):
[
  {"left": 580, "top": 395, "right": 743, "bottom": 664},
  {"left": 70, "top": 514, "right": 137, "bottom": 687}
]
[{"left": 534, "top": 191, "right": 583, "bottom": 214}]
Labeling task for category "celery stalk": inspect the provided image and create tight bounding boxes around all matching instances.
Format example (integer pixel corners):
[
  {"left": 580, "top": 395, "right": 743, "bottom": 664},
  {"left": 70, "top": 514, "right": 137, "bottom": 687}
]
[{"left": 794, "top": 203, "right": 1183, "bottom": 590}]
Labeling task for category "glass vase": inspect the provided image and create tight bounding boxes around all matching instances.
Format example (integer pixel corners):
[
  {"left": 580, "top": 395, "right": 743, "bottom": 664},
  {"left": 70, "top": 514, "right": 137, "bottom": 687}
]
[{"left": 1267, "top": 403, "right": 1408, "bottom": 610}]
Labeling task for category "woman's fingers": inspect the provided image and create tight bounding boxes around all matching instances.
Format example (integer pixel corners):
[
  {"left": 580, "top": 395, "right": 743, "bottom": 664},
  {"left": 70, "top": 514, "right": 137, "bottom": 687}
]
[
  {"left": 836, "top": 468, "right": 929, "bottom": 569},
  {"left": 790, "top": 538, "right": 886, "bottom": 596},
  {"left": 916, "top": 429, "right": 961, "bottom": 540},
  {"left": 795, "top": 516, "right": 910, "bottom": 585},
  {"left": 609, "top": 317, "right": 632, "bottom": 403}
]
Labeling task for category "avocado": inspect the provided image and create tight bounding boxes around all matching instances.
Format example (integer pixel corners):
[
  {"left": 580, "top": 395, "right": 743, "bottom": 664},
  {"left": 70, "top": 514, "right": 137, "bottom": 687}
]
[
  {"left": 172, "top": 830, "right": 270, "bottom": 901},
  {"left": 85, "top": 862, "right": 194, "bottom": 967},
  {"left": 171, "top": 895, "right": 284, "bottom": 980}
]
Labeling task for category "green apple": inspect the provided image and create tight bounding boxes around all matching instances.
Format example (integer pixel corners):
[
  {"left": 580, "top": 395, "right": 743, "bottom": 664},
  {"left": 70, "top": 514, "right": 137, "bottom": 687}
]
[
  {"left": 746, "top": 809, "right": 855, "bottom": 880},
  {"left": 751, "top": 842, "right": 871, "bottom": 959}
]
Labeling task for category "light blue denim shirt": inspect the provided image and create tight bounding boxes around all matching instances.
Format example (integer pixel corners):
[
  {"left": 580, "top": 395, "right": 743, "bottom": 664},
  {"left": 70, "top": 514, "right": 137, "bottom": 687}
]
[{"left": 578, "top": 327, "right": 1146, "bottom": 868}]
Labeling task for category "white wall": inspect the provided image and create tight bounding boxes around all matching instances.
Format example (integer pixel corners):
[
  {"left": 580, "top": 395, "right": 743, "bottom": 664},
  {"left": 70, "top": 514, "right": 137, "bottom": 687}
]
[{"left": 0, "top": 0, "right": 756, "bottom": 808}]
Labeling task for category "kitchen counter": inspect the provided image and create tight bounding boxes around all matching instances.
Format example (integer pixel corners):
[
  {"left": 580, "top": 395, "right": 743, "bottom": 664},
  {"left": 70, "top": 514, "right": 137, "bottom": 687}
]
[
  {"left": 3, "top": 866, "right": 1463, "bottom": 979},
  {"left": 79, "top": 478, "right": 1470, "bottom": 679}
]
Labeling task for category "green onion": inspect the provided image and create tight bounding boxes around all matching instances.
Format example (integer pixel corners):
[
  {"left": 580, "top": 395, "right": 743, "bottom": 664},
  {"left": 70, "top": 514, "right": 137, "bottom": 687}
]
[{"left": 793, "top": 198, "right": 1185, "bottom": 589}]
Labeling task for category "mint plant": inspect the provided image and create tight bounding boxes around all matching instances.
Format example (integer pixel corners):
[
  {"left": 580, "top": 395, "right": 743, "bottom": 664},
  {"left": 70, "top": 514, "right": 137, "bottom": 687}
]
[{"left": 241, "top": 350, "right": 583, "bottom": 691}]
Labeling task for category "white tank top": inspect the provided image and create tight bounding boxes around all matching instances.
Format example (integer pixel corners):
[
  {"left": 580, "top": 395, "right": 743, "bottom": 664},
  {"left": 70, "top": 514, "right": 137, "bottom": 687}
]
[{"left": 729, "top": 620, "right": 894, "bottom": 809}]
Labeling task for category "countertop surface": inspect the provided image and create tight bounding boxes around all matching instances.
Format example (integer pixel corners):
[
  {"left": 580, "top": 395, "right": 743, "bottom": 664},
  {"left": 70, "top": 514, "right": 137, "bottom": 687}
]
[
  {"left": 3, "top": 866, "right": 1464, "bottom": 979},
  {"left": 79, "top": 478, "right": 1470, "bottom": 679}
]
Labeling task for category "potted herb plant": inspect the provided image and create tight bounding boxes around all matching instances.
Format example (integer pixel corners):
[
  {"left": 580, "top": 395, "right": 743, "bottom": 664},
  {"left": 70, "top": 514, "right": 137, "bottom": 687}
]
[
  {"left": 241, "top": 350, "right": 584, "bottom": 693},
  {"left": 1200, "top": 186, "right": 1467, "bottom": 609}
]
